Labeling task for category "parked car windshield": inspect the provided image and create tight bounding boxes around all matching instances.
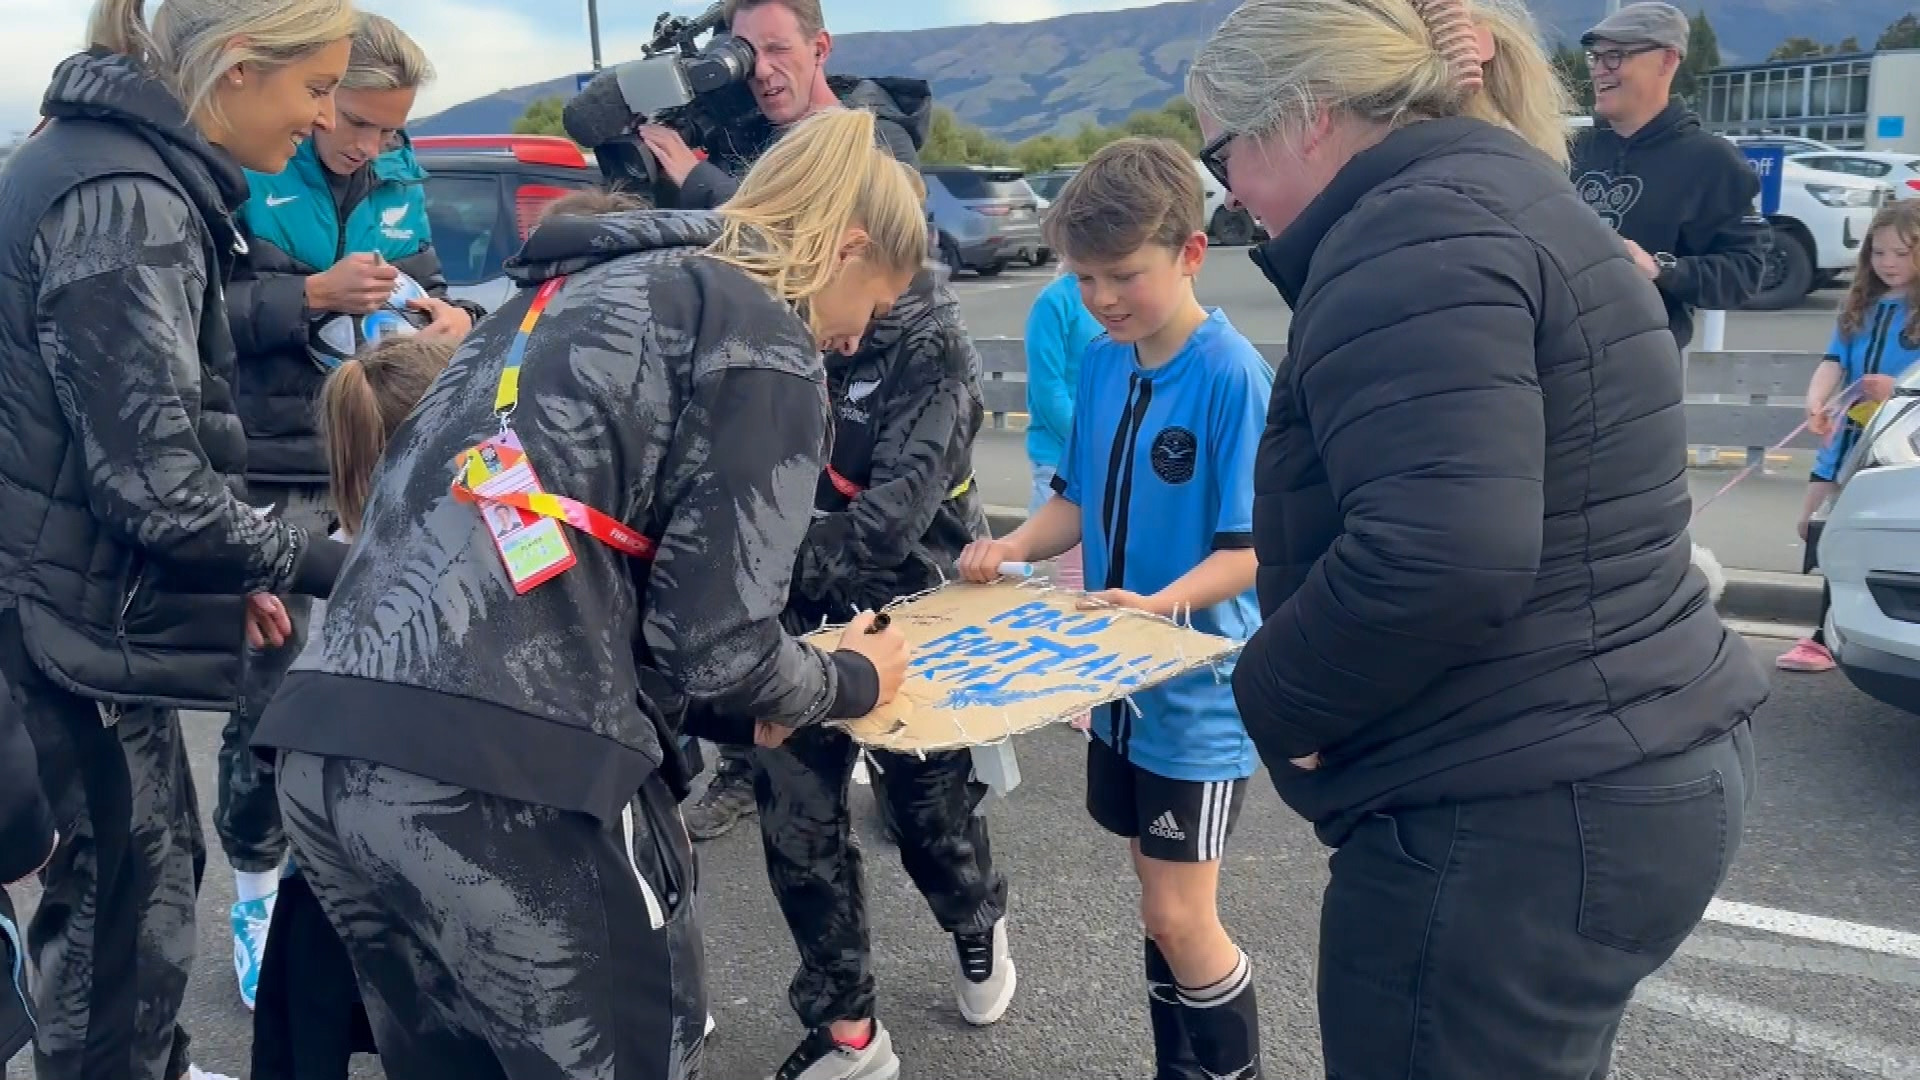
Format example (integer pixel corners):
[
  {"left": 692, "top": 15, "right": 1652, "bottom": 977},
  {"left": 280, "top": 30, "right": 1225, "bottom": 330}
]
[{"left": 936, "top": 170, "right": 1029, "bottom": 200}]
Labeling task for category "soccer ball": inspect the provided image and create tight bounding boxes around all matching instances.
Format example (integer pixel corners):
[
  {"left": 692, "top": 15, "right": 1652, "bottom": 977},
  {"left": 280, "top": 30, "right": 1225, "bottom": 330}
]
[{"left": 307, "top": 268, "right": 432, "bottom": 371}]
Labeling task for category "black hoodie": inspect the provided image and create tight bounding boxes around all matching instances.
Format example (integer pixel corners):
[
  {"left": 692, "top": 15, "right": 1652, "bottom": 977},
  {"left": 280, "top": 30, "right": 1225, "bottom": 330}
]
[
  {"left": 675, "top": 76, "right": 933, "bottom": 209},
  {"left": 1570, "top": 98, "right": 1770, "bottom": 347},
  {"left": 0, "top": 49, "right": 344, "bottom": 715}
]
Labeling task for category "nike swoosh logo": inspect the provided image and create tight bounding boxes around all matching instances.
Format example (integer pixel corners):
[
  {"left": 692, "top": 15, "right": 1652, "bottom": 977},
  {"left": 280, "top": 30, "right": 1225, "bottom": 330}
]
[{"left": 265, "top": 195, "right": 297, "bottom": 207}]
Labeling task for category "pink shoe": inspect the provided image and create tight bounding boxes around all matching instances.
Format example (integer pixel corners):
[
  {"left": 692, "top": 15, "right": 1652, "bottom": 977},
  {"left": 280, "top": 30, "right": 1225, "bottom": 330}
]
[{"left": 1775, "top": 638, "right": 1835, "bottom": 673}]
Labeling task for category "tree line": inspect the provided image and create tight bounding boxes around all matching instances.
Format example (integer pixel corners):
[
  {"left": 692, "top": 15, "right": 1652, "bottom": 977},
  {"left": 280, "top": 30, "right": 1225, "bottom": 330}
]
[
  {"left": 508, "top": 92, "right": 1202, "bottom": 172},
  {"left": 1767, "top": 12, "right": 1919, "bottom": 61},
  {"left": 513, "top": 8, "right": 1920, "bottom": 168}
]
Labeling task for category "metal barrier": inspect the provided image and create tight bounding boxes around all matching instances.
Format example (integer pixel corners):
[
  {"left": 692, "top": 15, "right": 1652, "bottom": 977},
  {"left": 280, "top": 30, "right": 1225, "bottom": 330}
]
[{"left": 974, "top": 335, "right": 1823, "bottom": 458}]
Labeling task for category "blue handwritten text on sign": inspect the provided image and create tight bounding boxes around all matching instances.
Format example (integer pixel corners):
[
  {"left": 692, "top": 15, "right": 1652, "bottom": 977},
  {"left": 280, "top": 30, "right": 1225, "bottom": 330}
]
[{"left": 909, "top": 600, "right": 1190, "bottom": 709}]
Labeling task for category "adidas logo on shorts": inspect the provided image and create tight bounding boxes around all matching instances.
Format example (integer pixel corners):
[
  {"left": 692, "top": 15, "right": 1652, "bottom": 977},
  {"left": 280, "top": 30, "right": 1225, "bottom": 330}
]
[{"left": 1148, "top": 811, "right": 1186, "bottom": 842}]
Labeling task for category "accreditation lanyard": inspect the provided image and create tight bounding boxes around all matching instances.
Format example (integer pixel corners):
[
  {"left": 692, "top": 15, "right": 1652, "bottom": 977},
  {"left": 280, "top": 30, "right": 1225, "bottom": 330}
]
[{"left": 448, "top": 276, "right": 655, "bottom": 593}]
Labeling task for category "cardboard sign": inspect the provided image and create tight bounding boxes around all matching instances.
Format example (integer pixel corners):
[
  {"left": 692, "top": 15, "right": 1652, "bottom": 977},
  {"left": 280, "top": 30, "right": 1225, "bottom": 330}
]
[{"left": 805, "top": 581, "right": 1242, "bottom": 753}]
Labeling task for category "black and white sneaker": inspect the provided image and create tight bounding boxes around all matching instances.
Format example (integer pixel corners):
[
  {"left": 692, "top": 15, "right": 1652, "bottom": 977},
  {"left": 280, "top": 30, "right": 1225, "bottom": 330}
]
[
  {"left": 770, "top": 1022, "right": 900, "bottom": 1080},
  {"left": 953, "top": 918, "right": 1016, "bottom": 1025}
]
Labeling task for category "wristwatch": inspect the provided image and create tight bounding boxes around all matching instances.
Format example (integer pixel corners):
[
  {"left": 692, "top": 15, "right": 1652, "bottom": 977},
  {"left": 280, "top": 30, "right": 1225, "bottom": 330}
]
[{"left": 1653, "top": 251, "right": 1678, "bottom": 278}]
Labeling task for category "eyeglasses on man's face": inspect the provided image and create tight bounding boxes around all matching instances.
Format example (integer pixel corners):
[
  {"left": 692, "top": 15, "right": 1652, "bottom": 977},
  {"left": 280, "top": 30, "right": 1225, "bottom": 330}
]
[{"left": 1586, "top": 45, "right": 1663, "bottom": 73}]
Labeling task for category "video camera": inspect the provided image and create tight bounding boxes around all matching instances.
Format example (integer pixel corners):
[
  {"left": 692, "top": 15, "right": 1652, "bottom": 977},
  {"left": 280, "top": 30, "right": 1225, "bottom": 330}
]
[{"left": 563, "top": 1, "right": 773, "bottom": 201}]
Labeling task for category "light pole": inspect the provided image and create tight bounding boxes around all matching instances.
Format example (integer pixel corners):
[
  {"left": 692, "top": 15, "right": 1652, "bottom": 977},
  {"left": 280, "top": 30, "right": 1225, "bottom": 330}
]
[{"left": 587, "top": 0, "right": 604, "bottom": 70}]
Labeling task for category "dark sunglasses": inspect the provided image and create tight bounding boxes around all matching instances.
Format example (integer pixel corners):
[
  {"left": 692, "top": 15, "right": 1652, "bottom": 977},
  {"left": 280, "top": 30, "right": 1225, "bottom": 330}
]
[
  {"left": 1200, "top": 130, "right": 1234, "bottom": 191},
  {"left": 1585, "top": 45, "right": 1663, "bottom": 73}
]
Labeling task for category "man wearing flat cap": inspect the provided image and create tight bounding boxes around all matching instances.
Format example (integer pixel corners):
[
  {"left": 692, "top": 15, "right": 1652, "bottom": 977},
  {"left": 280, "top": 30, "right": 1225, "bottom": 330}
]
[{"left": 1570, "top": 1, "right": 1768, "bottom": 348}]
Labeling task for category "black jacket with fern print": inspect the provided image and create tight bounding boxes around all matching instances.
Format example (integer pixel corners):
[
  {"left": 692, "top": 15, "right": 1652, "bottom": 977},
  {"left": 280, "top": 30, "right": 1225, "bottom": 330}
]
[
  {"left": 785, "top": 267, "right": 990, "bottom": 632},
  {"left": 257, "top": 209, "right": 880, "bottom": 821},
  {"left": 0, "top": 48, "right": 342, "bottom": 714}
]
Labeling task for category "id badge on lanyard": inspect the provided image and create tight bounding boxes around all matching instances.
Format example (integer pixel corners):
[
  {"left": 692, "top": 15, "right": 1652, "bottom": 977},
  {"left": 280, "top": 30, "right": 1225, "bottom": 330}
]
[{"left": 450, "top": 276, "right": 656, "bottom": 594}]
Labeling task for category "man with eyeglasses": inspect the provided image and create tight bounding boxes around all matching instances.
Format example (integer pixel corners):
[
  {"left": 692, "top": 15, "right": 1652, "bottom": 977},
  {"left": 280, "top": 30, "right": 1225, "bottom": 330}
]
[{"left": 1570, "top": 1, "right": 1768, "bottom": 349}]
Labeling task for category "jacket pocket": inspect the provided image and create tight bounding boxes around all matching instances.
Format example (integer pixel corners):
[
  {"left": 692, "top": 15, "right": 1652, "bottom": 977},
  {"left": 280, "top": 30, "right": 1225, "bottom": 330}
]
[
  {"left": 620, "top": 776, "right": 696, "bottom": 931},
  {"left": 1573, "top": 772, "right": 1729, "bottom": 954}
]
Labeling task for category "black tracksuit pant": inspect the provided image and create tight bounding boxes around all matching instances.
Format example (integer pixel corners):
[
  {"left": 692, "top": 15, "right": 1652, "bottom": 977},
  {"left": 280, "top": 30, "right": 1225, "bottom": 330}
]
[{"left": 752, "top": 726, "right": 1007, "bottom": 1028}]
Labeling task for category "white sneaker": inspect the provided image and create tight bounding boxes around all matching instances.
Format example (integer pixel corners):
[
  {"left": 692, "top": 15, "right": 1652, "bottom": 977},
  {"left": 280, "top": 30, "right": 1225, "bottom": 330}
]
[
  {"left": 706, "top": 1012, "right": 717, "bottom": 1036},
  {"left": 187, "top": 1067, "right": 239, "bottom": 1080},
  {"left": 770, "top": 1023, "right": 900, "bottom": 1080},
  {"left": 953, "top": 918, "right": 1016, "bottom": 1025}
]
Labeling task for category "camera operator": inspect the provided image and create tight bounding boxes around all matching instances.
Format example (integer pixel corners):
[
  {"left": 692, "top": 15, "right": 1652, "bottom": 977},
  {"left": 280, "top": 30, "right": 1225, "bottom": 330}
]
[
  {"left": 637, "top": 0, "right": 930, "bottom": 211},
  {"left": 626, "top": 0, "right": 929, "bottom": 843}
]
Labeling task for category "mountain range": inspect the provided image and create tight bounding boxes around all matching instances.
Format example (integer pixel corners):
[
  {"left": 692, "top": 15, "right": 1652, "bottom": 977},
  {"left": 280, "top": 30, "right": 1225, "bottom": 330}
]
[{"left": 412, "top": 0, "right": 1915, "bottom": 142}]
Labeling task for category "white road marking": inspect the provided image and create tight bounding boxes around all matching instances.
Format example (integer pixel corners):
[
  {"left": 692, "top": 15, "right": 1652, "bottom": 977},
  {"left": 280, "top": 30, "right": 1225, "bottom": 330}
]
[
  {"left": 1635, "top": 978, "right": 1920, "bottom": 1080},
  {"left": 1704, "top": 899, "right": 1920, "bottom": 961},
  {"left": 1681, "top": 932, "right": 1920, "bottom": 989}
]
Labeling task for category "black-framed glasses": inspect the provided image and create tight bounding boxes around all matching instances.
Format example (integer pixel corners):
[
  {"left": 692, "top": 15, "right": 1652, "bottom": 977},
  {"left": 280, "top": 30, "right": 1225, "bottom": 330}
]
[
  {"left": 1200, "top": 130, "right": 1234, "bottom": 191},
  {"left": 1585, "top": 44, "right": 1662, "bottom": 73}
]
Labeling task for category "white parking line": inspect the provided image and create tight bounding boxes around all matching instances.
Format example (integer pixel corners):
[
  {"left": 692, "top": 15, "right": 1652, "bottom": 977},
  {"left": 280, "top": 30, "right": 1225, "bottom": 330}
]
[
  {"left": 1704, "top": 899, "right": 1920, "bottom": 961},
  {"left": 1680, "top": 933, "right": 1920, "bottom": 989},
  {"left": 1636, "top": 978, "right": 1920, "bottom": 1080}
]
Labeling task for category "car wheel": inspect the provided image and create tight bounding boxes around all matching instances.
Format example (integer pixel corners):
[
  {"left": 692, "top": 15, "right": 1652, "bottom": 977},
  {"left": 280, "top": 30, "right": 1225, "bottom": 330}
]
[
  {"left": 1743, "top": 226, "right": 1815, "bottom": 312},
  {"left": 977, "top": 260, "right": 1006, "bottom": 278},
  {"left": 1030, "top": 248, "right": 1053, "bottom": 267},
  {"left": 1210, "top": 206, "right": 1255, "bottom": 247},
  {"left": 940, "top": 236, "right": 964, "bottom": 275}
]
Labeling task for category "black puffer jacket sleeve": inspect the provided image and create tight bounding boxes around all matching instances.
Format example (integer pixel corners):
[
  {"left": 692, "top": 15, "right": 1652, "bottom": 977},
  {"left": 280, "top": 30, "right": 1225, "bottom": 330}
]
[
  {"left": 1232, "top": 188, "right": 1547, "bottom": 759},
  {"left": 226, "top": 235, "right": 311, "bottom": 359}
]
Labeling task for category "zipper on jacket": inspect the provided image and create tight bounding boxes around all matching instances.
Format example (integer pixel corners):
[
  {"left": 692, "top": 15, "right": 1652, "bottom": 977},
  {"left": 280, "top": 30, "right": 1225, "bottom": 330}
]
[
  {"left": 103, "top": 561, "right": 146, "bottom": 727},
  {"left": 98, "top": 568, "right": 143, "bottom": 726}
]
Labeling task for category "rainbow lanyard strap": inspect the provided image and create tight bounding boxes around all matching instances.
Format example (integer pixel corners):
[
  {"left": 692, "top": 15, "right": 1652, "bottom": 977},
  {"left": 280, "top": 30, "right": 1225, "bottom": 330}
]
[{"left": 449, "top": 276, "right": 657, "bottom": 560}]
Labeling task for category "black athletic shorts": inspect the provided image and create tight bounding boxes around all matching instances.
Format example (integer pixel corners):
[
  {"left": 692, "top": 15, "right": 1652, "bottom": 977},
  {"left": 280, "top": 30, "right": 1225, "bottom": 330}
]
[{"left": 1085, "top": 735, "right": 1248, "bottom": 863}]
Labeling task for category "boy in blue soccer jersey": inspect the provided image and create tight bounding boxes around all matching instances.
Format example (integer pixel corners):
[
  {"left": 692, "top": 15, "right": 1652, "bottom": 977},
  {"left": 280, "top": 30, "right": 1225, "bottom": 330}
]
[{"left": 960, "top": 136, "right": 1271, "bottom": 1080}]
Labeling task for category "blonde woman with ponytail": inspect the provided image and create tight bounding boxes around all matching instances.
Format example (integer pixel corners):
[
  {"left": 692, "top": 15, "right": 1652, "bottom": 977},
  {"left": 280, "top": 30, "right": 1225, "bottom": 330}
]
[
  {"left": 1188, "top": 0, "right": 1765, "bottom": 1076},
  {"left": 0, "top": 2, "right": 358, "bottom": 1079},
  {"left": 251, "top": 106, "right": 923, "bottom": 1079}
]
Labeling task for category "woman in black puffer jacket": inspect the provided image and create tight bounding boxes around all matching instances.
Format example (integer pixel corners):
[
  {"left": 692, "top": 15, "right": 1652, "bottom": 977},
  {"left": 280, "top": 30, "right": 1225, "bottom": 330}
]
[{"left": 1185, "top": 1, "right": 1768, "bottom": 1078}]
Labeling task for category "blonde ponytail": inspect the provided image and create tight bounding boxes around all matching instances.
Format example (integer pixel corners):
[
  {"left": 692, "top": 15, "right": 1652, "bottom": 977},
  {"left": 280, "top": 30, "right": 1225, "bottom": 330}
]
[
  {"left": 1466, "top": 0, "right": 1575, "bottom": 166},
  {"left": 706, "top": 108, "right": 928, "bottom": 311},
  {"left": 86, "top": 0, "right": 156, "bottom": 60},
  {"left": 318, "top": 336, "right": 455, "bottom": 536}
]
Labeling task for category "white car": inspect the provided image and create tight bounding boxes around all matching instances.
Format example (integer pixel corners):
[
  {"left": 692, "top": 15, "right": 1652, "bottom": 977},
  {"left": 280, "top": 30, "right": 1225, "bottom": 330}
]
[
  {"left": 1817, "top": 369, "right": 1920, "bottom": 715},
  {"left": 1791, "top": 150, "right": 1920, "bottom": 201},
  {"left": 1729, "top": 145, "right": 1887, "bottom": 310},
  {"left": 1192, "top": 158, "right": 1262, "bottom": 246}
]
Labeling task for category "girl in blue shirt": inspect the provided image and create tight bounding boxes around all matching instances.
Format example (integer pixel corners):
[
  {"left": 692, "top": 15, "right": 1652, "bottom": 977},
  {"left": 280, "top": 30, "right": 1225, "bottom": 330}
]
[{"left": 1781, "top": 200, "right": 1920, "bottom": 673}]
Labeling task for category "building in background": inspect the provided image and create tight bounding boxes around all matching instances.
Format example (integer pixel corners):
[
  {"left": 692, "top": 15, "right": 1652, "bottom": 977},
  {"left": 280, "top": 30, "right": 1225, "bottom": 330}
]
[{"left": 1699, "top": 49, "right": 1920, "bottom": 151}]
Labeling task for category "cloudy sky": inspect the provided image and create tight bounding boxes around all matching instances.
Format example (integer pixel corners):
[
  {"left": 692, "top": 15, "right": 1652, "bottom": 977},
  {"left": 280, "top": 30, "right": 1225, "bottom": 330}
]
[{"left": 0, "top": 0, "right": 1163, "bottom": 138}]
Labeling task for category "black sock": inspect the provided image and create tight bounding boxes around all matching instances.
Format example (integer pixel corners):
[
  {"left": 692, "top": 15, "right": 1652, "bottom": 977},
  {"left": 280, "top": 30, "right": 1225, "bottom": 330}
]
[
  {"left": 1144, "top": 939, "right": 1206, "bottom": 1079},
  {"left": 1177, "top": 947, "right": 1262, "bottom": 1079}
]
